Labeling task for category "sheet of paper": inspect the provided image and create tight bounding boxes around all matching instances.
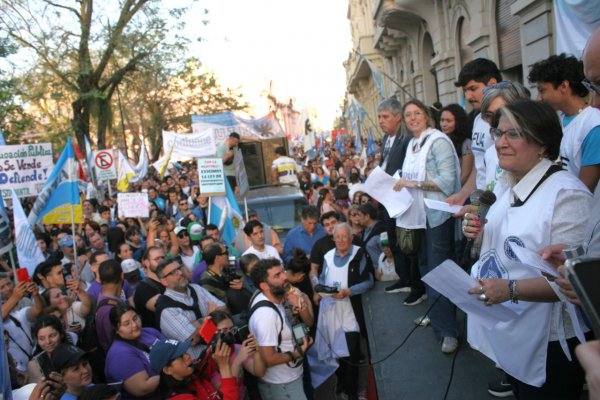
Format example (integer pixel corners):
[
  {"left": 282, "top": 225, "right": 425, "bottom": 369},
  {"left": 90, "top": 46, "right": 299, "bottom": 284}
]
[
  {"left": 509, "top": 243, "right": 559, "bottom": 278},
  {"left": 362, "top": 166, "right": 413, "bottom": 218},
  {"left": 423, "top": 198, "right": 463, "bottom": 214},
  {"left": 422, "top": 260, "right": 519, "bottom": 325}
]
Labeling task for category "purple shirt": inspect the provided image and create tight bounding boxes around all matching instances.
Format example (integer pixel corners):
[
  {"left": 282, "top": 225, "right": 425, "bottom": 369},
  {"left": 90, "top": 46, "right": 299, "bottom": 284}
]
[
  {"left": 95, "top": 293, "right": 125, "bottom": 352},
  {"left": 87, "top": 280, "right": 134, "bottom": 302},
  {"left": 191, "top": 260, "right": 208, "bottom": 285},
  {"left": 105, "top": 328, "right": 164, "bottom": 400}
]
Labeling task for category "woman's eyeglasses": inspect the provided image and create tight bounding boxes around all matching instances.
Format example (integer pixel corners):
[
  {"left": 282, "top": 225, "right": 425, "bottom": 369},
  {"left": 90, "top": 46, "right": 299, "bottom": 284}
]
[{"left": 490, "top": 127, "right": 523, "bottom": 141}]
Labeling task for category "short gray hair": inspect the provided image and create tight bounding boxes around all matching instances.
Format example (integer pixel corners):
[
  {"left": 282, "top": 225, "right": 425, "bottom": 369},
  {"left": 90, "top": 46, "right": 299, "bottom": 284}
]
[
  {"left": 332, "top": 222, "right": 352, "bottom": 238},
  {"left": 377, "top": 97, "right": 402, "bottom": 115},
  {"left": 480, "top": 82, "right": 531, "bottom": 116}
]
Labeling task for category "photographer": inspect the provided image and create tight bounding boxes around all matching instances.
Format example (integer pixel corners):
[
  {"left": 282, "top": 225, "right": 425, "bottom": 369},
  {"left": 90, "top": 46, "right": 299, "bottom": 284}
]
[
  {"left": 200, "top": 243, "right": 250, "bottom": 315},
  {"left": 217, "top": 132, "right": 241, "bottom": 192},
  {"left": 248, "top": 258, "right": 313, "bottom": 400}
]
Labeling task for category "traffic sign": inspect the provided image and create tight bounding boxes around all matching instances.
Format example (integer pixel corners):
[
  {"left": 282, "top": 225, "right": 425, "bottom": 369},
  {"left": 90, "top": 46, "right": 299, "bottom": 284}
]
[{"left": 94, "top": 150, "right": 117, "bottom": 180}]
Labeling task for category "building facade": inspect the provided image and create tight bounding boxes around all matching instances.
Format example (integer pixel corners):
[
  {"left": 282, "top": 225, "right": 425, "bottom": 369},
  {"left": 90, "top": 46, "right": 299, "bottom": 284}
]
[{"left": 345, "top": 0, "right": 557, "bottom": 136}]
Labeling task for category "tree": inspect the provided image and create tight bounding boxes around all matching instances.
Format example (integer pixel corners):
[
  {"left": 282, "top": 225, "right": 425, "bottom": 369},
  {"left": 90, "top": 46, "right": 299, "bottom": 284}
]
[{"left": 0, "top": 0, "right": 195, "bottom": 150}]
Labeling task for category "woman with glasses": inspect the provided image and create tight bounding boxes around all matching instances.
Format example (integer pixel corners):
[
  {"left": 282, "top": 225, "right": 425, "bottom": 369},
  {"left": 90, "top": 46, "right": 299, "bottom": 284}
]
[
  {"left": 463, "top": 100, "right": 592, "bottom": 399},
  {"left": 393, "top": 99, "right": 461, "bottom": 354},
  {"left": 175, "top": 227, "right": 201, "bottom": 273},
  {"left": 105, "top": 304, "right": 165, "bottom": 400}
]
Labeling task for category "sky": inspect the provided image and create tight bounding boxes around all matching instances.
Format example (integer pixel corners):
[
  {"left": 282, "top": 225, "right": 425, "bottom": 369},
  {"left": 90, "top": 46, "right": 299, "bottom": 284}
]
[{"left": 184, "top": 0, "right": 352, "bottom": 130}]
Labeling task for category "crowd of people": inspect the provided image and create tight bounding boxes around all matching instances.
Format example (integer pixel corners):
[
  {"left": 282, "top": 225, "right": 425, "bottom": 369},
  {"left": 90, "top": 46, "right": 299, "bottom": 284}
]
[{"left": 1, "top": 27, "right": 600, "bottom": 400}]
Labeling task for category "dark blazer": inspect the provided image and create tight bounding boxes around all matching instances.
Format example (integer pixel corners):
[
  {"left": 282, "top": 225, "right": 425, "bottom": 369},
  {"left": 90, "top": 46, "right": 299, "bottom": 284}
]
[{"left": 380, "top": 131, "right": 410, "bottom": 176}]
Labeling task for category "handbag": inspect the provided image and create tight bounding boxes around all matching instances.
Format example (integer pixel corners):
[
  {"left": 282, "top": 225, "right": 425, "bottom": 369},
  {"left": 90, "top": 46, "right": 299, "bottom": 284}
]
[{"left": 397, "top": 227, "right": 420, "bottom": 255}]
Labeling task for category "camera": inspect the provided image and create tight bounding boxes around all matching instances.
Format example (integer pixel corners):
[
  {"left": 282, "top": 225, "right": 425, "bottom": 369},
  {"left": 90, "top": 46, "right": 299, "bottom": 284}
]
[
  {"left": 292, "top": 323, "right": 310, "bottom": 347},
  {"left": 210, "top": 325, "right": 250, "bottom": 351},
  {"left": 223, "top": 256, "right": 240, "bottom": 284}
]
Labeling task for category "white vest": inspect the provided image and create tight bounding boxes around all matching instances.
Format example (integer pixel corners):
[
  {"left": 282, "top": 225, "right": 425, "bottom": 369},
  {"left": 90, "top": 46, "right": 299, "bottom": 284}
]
[
  {"left": 471, "top": 114, "right": 493, "bottom": 190},
  {"left": 560, "top": 106, "right": 600, "bottom": 177},
  {"left": 322, "top": 246, "right": 360, "bottom": 333},
  {"left": 396, "top": 129, "right": 458, "bottom": 229},
  {"left": 468, "top": 169, "right": 588, "bottom": 387}
]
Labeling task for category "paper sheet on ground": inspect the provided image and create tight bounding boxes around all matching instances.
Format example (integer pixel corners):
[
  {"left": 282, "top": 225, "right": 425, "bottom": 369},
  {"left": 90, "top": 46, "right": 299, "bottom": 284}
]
[
  {"left": 362, "top": 166, "right": 413, "bottom": 217},
  {"left": 509, "top": 243, "right": 559, "bottom": 278},
  {"left": 423, "top": 198, "right": 463, "bottom": 214},
  {"left": 422, "top": 260, "right": 519, "bottom": 325}
]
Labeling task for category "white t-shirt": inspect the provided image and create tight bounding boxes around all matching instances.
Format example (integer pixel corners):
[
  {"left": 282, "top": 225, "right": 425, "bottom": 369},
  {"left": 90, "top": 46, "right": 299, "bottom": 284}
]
[
  {"left": 242, "top": 245, "right": 282, "bottom": 262},
  {"left": 180, "top": 246, "right": 201, "bottom": 270},
  {"left": 272, "top": 156, "right": 299, "bottom": 185},
  {"left": 249, "top": 293, "right": 302, "bottom": 384},
  {"left": 5, "top": 308, "right": 35, "bottom": 372},
  {"left": 471, "top": 114, "right": 493, "bottom": 190}
]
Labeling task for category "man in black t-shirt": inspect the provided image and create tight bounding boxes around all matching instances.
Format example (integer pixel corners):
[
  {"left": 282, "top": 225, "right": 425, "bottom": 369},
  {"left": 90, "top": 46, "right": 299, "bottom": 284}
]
[{"left": 133, "top": 246, "right": 166, "bottom": 328}]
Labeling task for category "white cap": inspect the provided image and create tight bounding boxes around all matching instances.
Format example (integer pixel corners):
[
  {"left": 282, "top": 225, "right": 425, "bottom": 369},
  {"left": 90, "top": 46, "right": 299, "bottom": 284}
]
[{"left": 121, "top": 259, "right": 141, "bottom": 274}]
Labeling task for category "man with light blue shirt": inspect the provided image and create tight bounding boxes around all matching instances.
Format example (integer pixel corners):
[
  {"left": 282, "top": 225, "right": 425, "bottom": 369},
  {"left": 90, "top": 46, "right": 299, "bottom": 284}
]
[{"left": 282, "top": 206, "right": 325, "bottom": 264}]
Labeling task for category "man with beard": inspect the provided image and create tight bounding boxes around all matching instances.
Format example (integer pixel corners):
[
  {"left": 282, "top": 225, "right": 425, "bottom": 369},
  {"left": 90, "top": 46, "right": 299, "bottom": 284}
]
[
  {"left": 248, "top": 258, "right": 313, "bottom": 400},
  {"left": 134, "top": 246, "right": 167, "bottom": 328},
  {"left": 155, "top": 258, "right": 227, "bottom": 360}
]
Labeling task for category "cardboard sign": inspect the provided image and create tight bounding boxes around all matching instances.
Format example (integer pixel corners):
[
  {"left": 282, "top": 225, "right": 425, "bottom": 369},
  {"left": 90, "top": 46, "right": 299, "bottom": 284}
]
[
  {"left": 198, "top": 158, "right": 226, "bottom": 196},
  {"left": 0, "top": 143, "right": 54, "bottom": 198},
  {"left": 117, "top": 193, "right": 150, "bottom": 218},
  {"left": 94, "top": 150, "right": 117, "bottom": 181}
]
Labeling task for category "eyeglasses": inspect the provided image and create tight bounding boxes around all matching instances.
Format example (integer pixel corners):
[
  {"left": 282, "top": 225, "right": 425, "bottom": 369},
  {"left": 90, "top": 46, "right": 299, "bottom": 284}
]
[
  {"left": 482, "top": 81, "right": 515, "bottom": 94},
  {"left": 177, "top": 232, "right": 189, "bottom": 238},
  {"left": 582, "top": 79, "right": 600, "bottom": 95},
  {"left": 489, "top": 127, "right": 523, "bottom": 141},
  {"left": 179, "top": 202, "right": 188, "bottom": 206},
  {"left": 163, "top": 265, "right": 184, "bottom": 278},
  {"left": 403, "top": 110, "right": 424, "bottom": 119}
]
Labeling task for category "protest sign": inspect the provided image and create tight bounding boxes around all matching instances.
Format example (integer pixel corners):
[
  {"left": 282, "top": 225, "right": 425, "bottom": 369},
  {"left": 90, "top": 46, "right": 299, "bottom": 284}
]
[
  {"left": 0, "top": 143, "right": 54, "bottom": 198},
  {"left": 117, "top": 193, "right": 150, "bottom": 218},
  {"left": 162, "top": 129, "right": 217, "bottom": 161},
  {"left": 94, "top": 150, "right": 117, "bottom": 181},
  {"left": 191, "top": 111, "right": 285, "bottom": 144},
  {"left": 198, "top": 158, "right": 226, "bottom": 197},
  {"left": 233, "top": 149, "right": 249, "bottom": 197}
]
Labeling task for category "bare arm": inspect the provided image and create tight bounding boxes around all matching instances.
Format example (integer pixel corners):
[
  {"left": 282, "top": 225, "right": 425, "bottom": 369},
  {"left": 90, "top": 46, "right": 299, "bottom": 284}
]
[
  {"left": 579, "top": 165, "right": 600, "bottom": 193},
  {"left": 122, "top": 371, "right": 160, "bottom": 398}
]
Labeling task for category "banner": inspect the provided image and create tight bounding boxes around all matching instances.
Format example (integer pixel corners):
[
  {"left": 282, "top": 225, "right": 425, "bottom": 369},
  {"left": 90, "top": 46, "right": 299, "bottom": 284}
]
[
  {"left": 554, "top": 0, "right": 600, "bottom": 58},
  {"left": 198, "top": 158, "right": 226, "bottom": 197},
  {"left": 13, "top": 190, "right": 45, "bottom": 275},
  {"left": 0, "top": 143, "right": 54, "bottom": 199},
  {"left": 233, "top": 149, "right": 249, "bottom": 197},
  {"left": 191, "top": 111, "right": 285, "bottom": 144},
  {"left": 117, "top": 193, "right": 150, "bottom": 218},
  {"left": 162, "top": 129, "right": 217, "bottom": 161},
  {"left": 27, "top": 137, "right": 83, "bottom": 225}
]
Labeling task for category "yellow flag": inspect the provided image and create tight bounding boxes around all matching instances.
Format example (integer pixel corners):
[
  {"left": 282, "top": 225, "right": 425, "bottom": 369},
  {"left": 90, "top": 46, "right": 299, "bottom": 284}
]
[
  {"left": 117, "top": 151, "right": 136, "bottom": 192},
  {"left": 160, "top": 143, "right": 175, "bottom": 179}
]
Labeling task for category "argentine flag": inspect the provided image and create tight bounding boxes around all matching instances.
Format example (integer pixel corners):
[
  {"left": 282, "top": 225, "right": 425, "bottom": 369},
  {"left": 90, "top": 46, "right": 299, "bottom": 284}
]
[
  {"left": 28, "top": 136, "right": 82, "bottom": 225},
  {"left": 209, "top": 179, "right": 245, "bottom": 245}
]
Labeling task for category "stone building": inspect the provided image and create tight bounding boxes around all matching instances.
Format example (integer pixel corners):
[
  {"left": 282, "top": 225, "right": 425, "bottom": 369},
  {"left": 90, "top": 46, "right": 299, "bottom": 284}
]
[{"left": 345, "top": 0, "right": 559, "bottom": 136}]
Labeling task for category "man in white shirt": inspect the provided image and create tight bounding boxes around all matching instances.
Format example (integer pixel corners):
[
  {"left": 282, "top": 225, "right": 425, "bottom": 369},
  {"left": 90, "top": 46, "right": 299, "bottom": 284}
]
[
  {"left": 242, "top": 220, "right": 282, "bottom": 262},
  {"left": 271, "top": 146, "right": 299, "bottom": 186}
]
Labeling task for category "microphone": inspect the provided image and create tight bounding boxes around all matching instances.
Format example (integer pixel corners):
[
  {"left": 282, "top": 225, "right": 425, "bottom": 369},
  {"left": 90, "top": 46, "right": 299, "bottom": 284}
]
[
  {"left": 470, "top": 190, "right": 497, "bottom": 259},
  {"left": 469, "top": 189, "right": 484, "bottom": 216}
]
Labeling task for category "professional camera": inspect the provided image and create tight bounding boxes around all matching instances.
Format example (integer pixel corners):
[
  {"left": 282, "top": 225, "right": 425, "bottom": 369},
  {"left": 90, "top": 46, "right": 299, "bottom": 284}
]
[
  {"left": 210, "top": 325, "right": 250, "bottom": 351},
  {"left": 291, "top": 322, "right": 310, "bottom": 347},
  {"left": 223, "top": 256, "right": 240, "bottom": 284}
]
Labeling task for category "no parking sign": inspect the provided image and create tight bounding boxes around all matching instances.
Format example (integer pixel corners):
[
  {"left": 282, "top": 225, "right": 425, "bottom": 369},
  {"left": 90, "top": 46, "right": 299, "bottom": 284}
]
[{"left": 94, "top": 150, "right": 117, "bottom": 181}]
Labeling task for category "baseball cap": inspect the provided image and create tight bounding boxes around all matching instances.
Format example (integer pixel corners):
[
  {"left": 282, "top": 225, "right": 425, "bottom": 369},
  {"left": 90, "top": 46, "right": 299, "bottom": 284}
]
[
  {"left": 150, "top": 338, "right": 191, "bottom": 372},
  {"left": 187, "top": 222, "right": 203, "bottom": 241},
  {"left": 59, "top": 235, "right": 74, "bottom": 247},
  {"left": 380, "top": 231, "right": 389, "bottom": 246},
  {"left": 121, "top": 259, "right": 142, "bottom": 280},
  {"left": 174, "top": 226, "right": 187, "bottom": 236},
  {"left": 51, "top": 344, "right": 88, "bottom": 371}
]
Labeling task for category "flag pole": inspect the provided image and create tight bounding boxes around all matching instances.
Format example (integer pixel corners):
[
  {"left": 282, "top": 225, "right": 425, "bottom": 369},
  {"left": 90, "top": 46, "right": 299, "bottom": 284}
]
[
  {"left": 69, "top": 137, "right": 79, "bottom": 277},
  {"left": 8, "top": 251, "right": 17, "bottom": 284},
  {"left": 244, "top": 197, "right": 248, "bottom": 221},
  {"left": 208, "top": 197, "right": 212, "bottom": 225}
]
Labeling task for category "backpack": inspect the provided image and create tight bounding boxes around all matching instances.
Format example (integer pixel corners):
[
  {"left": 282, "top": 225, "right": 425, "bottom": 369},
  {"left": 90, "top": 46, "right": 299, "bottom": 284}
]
[{"left": 155, "top": 285, "right": 203, "bottom": 324}]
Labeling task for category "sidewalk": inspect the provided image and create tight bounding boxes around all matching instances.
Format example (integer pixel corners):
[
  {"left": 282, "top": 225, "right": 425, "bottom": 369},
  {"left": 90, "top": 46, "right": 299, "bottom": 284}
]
[{"left": 363, "top": 281, "right": 507, "bottom": 400}]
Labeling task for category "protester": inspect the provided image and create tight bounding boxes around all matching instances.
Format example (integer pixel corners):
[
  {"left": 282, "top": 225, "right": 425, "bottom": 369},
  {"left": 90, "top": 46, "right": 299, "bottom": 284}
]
[
  {"left": 439, "top": 104, "right": 473, "bottom": 186},
  {"left": 27, "top": 315, "right": 72, "bottom": 384},
  {"left": 50, "top": 343, "right": 93, "bottom": 400},
  {"left": 282, "top": 206, "right": 325, "bottom": 264}
]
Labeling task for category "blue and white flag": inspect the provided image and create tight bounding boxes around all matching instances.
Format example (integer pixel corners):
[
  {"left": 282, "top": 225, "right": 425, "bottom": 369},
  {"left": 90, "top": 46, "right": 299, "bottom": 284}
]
[
  {"left": 27, "top": 136, "right": 82, "bottom": 225},
  {"left": 0, "top": 191, "right": 12, "bottom": 256},
  {"left": 363, "top": 58, "right": 386, "bottom": 100},
  {"left": 0, "top": 318, "right": 12, "bottom": 400},
  {"left": 130, "top": 143, "right": 149, "bottom": 183},
  {"left": 209, "top": 179, "right": 245, "bottom": 245},
  {"left": 367, "top": 129, "right": 376, "bottom": 157},
  {"left": 13, "top": 190, "right": 45, "bottom": 275},
  {"left": 0, "top": 126, "right": 6, "bottom": 146},
  {"left": 336, "top": 133, "right": 345, "bottom": 155}
]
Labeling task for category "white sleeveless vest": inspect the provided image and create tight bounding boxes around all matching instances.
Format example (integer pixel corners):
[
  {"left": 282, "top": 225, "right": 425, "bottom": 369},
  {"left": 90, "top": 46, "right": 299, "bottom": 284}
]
[
  {"left": 322, "top": 245, "right": 360, "bottom": 333},
  {"left": 560, "top": 106, "right": 600, "bottom": 176},
  {"left": 396, "top": 128, "right": 458, "bottom": 229},
  {"left": 468, "top": 169, "right": 588, "bottom": 387}
]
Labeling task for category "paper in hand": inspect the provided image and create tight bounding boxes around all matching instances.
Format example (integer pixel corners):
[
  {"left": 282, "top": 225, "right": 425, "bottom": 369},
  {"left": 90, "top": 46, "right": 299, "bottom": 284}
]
[{"left": 362, "top": 166, "right": 413, "bottom": 218}]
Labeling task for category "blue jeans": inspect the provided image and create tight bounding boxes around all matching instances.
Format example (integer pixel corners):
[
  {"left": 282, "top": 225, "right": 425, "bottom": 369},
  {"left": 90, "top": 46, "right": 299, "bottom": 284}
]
[
  {"left": 418, "top": 217, "right": 458, "bottom": 338},
  {"left": 258, "top": 376, "right": 307, "bottom": 400}
]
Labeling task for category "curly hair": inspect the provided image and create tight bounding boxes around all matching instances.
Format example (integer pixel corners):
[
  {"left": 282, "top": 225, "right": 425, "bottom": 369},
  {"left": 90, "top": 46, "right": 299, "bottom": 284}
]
[
  {"left": 528, "top": 53, "right": 588, "bottom": 98},
  {"left": 440, "top": 104, "right": 470, "bottom": 157}
]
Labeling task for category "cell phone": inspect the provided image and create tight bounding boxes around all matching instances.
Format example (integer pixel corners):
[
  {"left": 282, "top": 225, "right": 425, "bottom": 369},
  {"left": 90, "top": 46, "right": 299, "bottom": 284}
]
[
  {"left": 16, "top": 268, "right": 31, "bottom": 283},
  {"left": 198, "top": 318, "right": 217, "bottom": 345},
  {"left": 35, "top": 351, "right": 55, "bottom": 378},
  {"left": 566, "top": 257, "right": 600, "bottom": 338},
  {"left": 236, "top": 325, "right": 250, "bottom": 343}
]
